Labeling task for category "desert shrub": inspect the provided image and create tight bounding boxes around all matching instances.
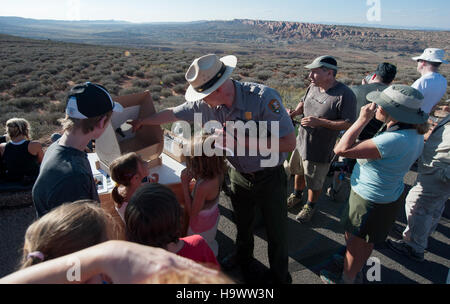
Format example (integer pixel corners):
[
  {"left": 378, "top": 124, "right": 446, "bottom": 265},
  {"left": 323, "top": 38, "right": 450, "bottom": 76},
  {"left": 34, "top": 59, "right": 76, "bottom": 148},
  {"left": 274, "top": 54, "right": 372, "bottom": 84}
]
[
  {"left": 124, "top": 67, "right": 136, "bottom": 76},
  {"left": 161, "top": 88, "right": 172, "bottom": 98},
  {"left": 161, "top": 73, "right": 184, "bottom": 85},
  {"left": 256, "top": 70, "right": 272, "bottom": 81},
  {"left": 7, "top": 97, "right": 47, "bottom": 110},
  {"left": 135, "top": 71, "right": 145, "bottom": 78},
  {"left": 173, "top": 84, "right": 186, "bottom": 94},
  {"left": 3, "top": 66, "right": 18, "bottom": 77},
  {"left": 15, "top": 64, "right": 34, "bottom": 75},
  {"left": 119, "top": 87, "right": 142, "bottom": 95},
  {"left": 163, "top": 95, "right": 184, "bottom": 108},
  {"left": 11, "top": 81, "right": 41, "bottom": 97},
  {"left": 151, "top": 92, "right": 160, "bottom": 102},
  {"left": 242, "top": 62, "right": 255, "bottom": 69},
  {"left": 132, "top": 79, "right": 151, "bottom": 88},
  {"left": 149, "top": 85, "right": 162, "bottom": 92},
  {"left": 0, "top": 79, "right": 12, "bottom": 90}
]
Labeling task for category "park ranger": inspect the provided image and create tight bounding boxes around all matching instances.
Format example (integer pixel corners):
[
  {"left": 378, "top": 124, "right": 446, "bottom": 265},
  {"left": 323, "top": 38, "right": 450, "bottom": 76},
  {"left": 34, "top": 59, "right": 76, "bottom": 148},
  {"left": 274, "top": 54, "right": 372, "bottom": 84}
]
[{"left": 129, "top": 54, "right": 296, "bottom": 284}]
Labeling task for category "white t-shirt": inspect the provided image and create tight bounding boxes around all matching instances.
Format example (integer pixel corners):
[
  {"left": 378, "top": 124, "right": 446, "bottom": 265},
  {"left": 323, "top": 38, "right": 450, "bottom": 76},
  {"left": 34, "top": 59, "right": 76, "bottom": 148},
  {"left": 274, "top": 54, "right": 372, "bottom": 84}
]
[{"left": 412, "top": 72, "right": 447, "bottom": 114}]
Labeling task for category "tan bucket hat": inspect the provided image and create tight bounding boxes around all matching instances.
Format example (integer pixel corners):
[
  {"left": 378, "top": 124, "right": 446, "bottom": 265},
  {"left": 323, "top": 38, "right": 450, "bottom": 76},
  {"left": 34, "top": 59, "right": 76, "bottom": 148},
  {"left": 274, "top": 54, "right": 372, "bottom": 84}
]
[
  {"left": 366, "top": 85, "right": 428, "bottom": 124},
  {"left": 185, "top": 54, "right": 237, "bottom": 102}
]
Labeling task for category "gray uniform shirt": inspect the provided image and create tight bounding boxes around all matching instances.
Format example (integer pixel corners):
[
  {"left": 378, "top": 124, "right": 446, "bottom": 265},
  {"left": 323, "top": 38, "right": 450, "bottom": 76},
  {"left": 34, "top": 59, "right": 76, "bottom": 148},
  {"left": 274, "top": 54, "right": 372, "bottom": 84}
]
[
  {"left": 32, "top": 141, "right": 99, "bottom": 217},
  {"left": 172, "top": 80, "right": 295, "bottom": 173},
  {"left": 298, "top": 82, "right": 357, "bottom": 163}
]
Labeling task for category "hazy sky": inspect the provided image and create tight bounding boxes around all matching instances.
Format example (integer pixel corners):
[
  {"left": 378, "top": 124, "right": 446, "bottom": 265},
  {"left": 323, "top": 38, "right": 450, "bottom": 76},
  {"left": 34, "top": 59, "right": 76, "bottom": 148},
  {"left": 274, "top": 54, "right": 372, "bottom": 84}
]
[{"left": 1, "top": 0, "right": 449, "bottom": 29}]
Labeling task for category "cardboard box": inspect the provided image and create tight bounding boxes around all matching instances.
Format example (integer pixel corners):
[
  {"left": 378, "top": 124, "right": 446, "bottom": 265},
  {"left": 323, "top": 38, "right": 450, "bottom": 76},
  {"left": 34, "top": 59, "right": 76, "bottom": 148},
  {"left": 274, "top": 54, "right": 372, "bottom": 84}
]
[
  {"left": 163, "top": 130, "right": 186, "bottom": 163},
  {"left": 95, "top": 91, "right": 164, "bottom": 175}
]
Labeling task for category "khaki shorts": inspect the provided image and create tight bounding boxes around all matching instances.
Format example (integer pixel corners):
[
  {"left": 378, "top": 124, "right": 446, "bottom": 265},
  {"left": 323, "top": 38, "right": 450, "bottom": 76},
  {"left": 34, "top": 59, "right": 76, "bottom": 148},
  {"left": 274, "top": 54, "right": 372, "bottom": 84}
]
[{"left": 289, "top": 148, "right": 330, "bottom": 191}]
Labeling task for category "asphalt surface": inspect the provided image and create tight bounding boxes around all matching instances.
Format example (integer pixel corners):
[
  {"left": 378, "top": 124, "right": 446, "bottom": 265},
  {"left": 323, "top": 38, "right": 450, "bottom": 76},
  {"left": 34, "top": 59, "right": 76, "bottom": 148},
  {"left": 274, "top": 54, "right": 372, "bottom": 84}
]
[{"left": 1, "top": 170, "right": 449, "bottom": 284}]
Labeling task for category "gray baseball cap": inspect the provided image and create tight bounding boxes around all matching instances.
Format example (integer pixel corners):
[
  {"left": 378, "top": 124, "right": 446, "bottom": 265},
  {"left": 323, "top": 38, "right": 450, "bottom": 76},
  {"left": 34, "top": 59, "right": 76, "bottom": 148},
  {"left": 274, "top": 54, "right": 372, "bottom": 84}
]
[{"left": 305, "top": 55, "right": 338, "bottom": 71}]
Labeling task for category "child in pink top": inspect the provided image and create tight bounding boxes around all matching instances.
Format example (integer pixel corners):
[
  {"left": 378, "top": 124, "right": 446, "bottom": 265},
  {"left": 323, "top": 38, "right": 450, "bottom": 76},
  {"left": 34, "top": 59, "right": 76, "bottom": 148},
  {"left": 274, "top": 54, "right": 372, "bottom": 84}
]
[
  {"left": 125, "top": 183, "right": 220, "bottom": 269},
  {"left": 181, "top": 136, "right": 226, "bottom": 257}
]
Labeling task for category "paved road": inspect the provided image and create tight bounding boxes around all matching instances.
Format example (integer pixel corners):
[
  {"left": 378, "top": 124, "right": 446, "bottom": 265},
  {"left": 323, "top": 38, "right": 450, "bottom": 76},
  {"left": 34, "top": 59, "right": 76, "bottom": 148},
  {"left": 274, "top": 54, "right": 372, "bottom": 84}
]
[
  {"left": 1, "top": 171, "right": 449, "bottom": 283},
  {"left": 216, "top": 170, "right": 450, "bottom": 284}
]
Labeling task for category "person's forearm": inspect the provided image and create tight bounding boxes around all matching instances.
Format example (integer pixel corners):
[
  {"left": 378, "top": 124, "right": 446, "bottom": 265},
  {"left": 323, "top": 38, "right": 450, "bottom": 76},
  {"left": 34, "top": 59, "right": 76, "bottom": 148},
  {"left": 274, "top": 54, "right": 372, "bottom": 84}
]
[
  {"left": 317, "top": 119, "right": 352, "bottom": 131},
  {"left": 140, "top": 109, "right": 178, "bottom": 126},
  {"left": 0, "top": 243, "right": 106, "bottom": 284},
  {"left": 334, "top": 119, "right": 369, "bottom": 154},
  {"left": 292, "top": 102, "right": 304, "bottom": 116}
]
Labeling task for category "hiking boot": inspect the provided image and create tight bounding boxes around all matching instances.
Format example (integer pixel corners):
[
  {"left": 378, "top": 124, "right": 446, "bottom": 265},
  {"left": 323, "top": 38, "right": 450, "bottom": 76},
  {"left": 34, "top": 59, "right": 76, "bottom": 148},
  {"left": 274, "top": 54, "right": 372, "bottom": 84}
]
[
  {"left": 386, "top": 239, "right": 425, "bottom": 262},
  {"left": 287, "top": 193, "right": 302, "bottom": 209},
  {"left": 295, "top": 204, "right": 316, "bottom": 223}
]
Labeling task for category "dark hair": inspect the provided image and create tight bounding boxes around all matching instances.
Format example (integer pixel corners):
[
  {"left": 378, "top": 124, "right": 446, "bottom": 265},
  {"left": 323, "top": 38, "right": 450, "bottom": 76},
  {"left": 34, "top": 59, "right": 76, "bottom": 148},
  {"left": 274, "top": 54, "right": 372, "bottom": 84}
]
[
  {"left": 376, "top": 63, "right": 397, "bottom": 84},
  {"left": 428, "top": 61, "right": 442, "bottom": 68},
  {"left": 110, "top": 152, "right": 145, "bottom": 207},
  {"left": 125, "top": 183, "right": 181, "bottom": 248},
  {"left": 321, "top": 67, "right": 337, "bottom": 77}
]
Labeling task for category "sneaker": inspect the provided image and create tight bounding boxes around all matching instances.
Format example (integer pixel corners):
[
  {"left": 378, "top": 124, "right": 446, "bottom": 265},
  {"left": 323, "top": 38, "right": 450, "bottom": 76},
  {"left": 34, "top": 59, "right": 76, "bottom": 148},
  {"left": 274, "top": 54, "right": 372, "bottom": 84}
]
[
  {"left": 326, "top": 186, "right": 338, "bottom": 201},
  {"left": 287, "top": 193, "right": 302, "bottom": 209},
  {"left": 320, "top": 269, "right": 343, "bottom": 284},
  {"left": 295, "top": 204, "right": 316, "bottom": 223},
  {"left": 329, "top": 254, "right": 364, "bottom": 284},
  {"left": 386, "top": 239, "right": 425, "bottom": 262}
]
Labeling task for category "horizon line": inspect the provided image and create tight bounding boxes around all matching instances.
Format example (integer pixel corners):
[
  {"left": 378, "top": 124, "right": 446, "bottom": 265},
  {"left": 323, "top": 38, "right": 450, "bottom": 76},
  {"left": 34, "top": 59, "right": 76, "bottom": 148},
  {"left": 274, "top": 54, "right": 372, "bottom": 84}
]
[{"left": 1, "top": 15, "right": 449, "bottom": 32}]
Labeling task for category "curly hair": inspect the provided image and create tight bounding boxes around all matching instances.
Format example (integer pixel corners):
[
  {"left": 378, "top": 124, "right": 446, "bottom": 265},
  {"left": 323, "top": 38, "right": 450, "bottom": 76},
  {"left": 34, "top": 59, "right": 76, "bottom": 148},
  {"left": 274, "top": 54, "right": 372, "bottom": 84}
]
[
  {"left": 5, "top": 118, "right": 31, "bottom": 140},
  {"left": 185, "top": 135, "right": 226, "bottom": 180}
]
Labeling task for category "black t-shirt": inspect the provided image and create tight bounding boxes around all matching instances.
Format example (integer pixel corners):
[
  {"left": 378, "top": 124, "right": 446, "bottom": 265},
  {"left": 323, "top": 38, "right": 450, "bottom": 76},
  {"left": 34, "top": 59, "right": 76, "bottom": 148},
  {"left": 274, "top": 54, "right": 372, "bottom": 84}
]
[
  {"left": 2, "top": 140, "right": 40, "bottom": 183},
  {"left": 32, "top": 141, "right": 99, "bottom": 217}
]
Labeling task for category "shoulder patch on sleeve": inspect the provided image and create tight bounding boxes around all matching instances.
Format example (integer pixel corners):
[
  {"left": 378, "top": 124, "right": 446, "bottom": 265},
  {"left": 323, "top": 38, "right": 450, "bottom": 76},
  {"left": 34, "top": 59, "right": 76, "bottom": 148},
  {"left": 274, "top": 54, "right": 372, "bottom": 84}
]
[{"left": 268, "top": 99, "right": 281, "bottom": 114}]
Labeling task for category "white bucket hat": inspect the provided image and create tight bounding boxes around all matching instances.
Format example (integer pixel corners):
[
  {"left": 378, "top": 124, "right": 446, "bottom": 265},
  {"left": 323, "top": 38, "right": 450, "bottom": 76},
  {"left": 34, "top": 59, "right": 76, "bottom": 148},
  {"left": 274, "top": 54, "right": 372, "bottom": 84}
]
[
  {"left": 412, "top": 48, "right": 448, "bottom": 64},
  {"left": 185, "top": 54, "right": 237, "bottom": 102}
]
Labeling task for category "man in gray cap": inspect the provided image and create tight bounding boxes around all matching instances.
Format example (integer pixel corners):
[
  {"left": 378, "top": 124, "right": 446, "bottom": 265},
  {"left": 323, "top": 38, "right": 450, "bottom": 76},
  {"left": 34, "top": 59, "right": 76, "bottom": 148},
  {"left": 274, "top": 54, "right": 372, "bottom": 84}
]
[
  {"left": 129, "top": 54, "right": 296, "bottom": 284},
  {"left": 288, "top": 55, "right": 356, "bottom": 222}
]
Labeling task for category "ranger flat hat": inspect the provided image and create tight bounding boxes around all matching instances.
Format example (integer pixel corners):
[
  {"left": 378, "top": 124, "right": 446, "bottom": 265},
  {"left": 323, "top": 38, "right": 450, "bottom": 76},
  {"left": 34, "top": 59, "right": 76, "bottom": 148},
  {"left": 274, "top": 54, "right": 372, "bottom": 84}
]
[{"left": 185, "top": 54, "right": 237, "bottom": 102}]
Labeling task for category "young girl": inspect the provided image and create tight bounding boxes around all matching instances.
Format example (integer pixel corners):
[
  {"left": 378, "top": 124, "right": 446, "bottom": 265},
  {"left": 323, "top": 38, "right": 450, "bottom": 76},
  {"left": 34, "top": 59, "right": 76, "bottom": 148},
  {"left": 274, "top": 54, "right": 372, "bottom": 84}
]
[
  {"left": 110, "top": 152, "right": 149, "bottom": 222},
  {"left": 20, "top": 200, "right": 115, "bottom": 283},
  {"left": 125, "top": 183, "right": 220, "bottom": 269},
  {"left": 181, "top": 136, "right": 226, "bottom": 257}
]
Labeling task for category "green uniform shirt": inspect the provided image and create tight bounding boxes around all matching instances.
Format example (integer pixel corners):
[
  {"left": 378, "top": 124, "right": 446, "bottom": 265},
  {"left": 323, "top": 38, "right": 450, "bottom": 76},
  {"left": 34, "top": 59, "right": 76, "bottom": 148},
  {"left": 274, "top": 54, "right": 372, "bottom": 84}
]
[{"left": 172, "top": 80, "right": 295, "bottom": 173}]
